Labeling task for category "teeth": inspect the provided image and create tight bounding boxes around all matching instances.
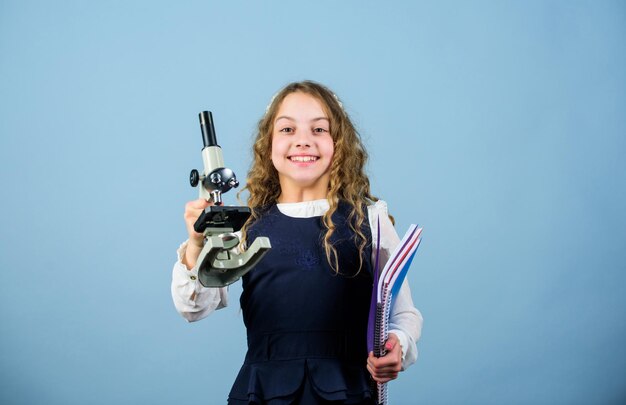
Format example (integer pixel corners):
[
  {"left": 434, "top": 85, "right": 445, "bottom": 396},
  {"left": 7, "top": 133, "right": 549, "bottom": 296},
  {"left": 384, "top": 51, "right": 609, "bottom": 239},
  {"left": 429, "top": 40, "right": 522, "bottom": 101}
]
[{"left": 290, "top": 156, "right": 318, "bottom": 162}]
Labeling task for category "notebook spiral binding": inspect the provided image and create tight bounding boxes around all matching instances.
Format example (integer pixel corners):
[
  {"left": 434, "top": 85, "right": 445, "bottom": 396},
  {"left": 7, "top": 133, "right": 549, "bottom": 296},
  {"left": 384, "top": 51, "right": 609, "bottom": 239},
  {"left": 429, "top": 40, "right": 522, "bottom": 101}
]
[{"left": 373, "top": 290, "right": 394, "bottom": 404}]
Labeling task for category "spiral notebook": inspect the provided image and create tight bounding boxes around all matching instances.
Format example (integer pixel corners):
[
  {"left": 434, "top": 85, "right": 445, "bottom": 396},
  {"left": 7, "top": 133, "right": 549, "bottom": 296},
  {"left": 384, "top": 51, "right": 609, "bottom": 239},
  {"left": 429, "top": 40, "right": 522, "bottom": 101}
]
[{"left": 367, "top": 220, "right": 423, "bottom": 405}]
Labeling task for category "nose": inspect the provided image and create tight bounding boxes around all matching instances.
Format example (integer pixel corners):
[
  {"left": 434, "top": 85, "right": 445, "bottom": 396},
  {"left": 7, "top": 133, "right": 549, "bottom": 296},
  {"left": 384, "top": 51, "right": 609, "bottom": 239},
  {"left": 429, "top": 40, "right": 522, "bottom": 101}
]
[
  {"left": 295, "top": 140, "right": 310, "bottom": 148},
  {"left": 294, "top": 132, "right": 311, "bottom": 148}
]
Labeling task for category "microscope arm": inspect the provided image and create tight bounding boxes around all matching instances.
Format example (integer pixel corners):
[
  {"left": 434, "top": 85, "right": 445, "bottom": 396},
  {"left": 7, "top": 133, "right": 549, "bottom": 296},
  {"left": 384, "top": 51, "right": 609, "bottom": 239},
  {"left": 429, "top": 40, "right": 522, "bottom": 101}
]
[{"left": 196, "top": 235, "right": 271, "bottom": 287}]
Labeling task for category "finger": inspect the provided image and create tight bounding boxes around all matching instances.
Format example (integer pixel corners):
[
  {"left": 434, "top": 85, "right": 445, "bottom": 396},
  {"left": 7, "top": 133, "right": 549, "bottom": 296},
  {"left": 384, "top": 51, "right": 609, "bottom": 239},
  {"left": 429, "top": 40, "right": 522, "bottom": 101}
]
[
  {"left": 384, "top": 333, "right": 401, "bottom": 352},
  {"left": 184, "top": 203, "right": 209, "bottom": 238},
  {"left": 382, "top": 340, "right": 402, "bottom": 362},
  {"left": 368, "top": 359, "right": 399, "bottom": 376},
  {"left": 371, "top": 373, "right": 399, "bottom": 383},
  {"left": 184, "top": 200, "right": 211, "bottom": 221},
  {"left": 385, "top": 335, "right": 397, "bottom": 351},
  {"left": 367, "top": 367, "right": 394, "bottom": 383},
  {"left": 187, "top": 199, "right": 211, "bottom": 210},
  {"left": 369, "top": 354, "right": 400, "bottom": 368},
  {"left": 368, "top": 362, "right": 401, "bottom": 377},
  {"left": 367, "top": 363, "right": 399, "bottom": 383}
]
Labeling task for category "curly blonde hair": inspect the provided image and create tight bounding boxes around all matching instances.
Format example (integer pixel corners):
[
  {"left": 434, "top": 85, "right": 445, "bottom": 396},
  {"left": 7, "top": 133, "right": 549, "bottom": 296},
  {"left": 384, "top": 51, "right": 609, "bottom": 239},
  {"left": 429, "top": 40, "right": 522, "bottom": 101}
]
[{"left": 240, "top": 80, "right": 379, "bottom": 274}]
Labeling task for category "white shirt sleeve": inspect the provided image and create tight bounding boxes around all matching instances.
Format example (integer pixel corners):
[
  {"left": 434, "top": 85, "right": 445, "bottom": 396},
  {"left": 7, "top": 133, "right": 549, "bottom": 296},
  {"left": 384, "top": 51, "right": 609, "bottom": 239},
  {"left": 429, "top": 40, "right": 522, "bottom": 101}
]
[
  {"left": 368, "top": 200, "right": 423, "bottom": 370},
  {"left": 171, "top": 240, "right": 228, "bottom": 322}
]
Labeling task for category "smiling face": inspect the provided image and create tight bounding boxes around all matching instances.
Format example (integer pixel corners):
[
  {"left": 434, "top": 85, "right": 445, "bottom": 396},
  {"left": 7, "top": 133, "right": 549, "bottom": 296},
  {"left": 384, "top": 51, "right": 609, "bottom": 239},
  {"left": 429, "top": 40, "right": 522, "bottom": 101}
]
[{"left": 271, "top": 91, "right": 334, "bottom": 202}]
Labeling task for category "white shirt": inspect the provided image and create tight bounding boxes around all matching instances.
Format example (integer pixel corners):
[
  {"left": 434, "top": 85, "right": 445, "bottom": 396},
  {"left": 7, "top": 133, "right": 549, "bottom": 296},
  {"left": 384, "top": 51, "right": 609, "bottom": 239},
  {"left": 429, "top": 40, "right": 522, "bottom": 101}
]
[{"left": 171, "top": 199, "right": 423, "bottom": 369}]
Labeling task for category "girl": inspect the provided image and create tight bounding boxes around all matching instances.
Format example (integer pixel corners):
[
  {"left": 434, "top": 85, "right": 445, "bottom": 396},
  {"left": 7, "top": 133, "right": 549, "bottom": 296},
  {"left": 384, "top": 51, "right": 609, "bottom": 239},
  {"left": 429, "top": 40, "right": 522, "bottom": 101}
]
[{"left": 172, "top": 81, "right": 422, "bottom": 404}]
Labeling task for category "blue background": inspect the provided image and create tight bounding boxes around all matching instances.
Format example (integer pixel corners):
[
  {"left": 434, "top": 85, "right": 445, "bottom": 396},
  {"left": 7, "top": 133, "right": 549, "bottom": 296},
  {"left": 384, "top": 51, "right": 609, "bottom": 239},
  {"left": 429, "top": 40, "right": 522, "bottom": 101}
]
[{"left": 1, "top": 1, "right": 625, "bottom": 404}]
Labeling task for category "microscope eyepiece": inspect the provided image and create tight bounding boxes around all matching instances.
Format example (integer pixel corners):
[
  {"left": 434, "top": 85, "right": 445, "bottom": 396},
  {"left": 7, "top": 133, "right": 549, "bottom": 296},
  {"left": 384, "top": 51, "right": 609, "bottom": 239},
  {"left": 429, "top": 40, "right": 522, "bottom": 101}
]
[{"left": 199, "top": 111, "right": 218, "bottom": 148}]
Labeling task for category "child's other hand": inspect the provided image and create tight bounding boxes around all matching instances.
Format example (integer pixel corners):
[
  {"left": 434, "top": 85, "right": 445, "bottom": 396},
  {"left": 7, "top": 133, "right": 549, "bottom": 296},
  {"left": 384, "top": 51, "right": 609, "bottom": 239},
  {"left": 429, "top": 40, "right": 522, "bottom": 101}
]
[
  {"left": 184, "top": 199, "right": 212, "bottom": 247},
  {"left": 367, "top": 333, "right": 402, "bottom": 383}
]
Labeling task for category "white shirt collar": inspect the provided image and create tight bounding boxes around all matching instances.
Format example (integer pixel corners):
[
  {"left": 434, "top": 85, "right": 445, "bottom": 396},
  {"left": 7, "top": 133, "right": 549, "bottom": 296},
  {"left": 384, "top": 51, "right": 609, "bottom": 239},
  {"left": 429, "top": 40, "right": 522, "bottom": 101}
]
[{"left": 276, "top": 199, "right": 329, "bottom": 218}]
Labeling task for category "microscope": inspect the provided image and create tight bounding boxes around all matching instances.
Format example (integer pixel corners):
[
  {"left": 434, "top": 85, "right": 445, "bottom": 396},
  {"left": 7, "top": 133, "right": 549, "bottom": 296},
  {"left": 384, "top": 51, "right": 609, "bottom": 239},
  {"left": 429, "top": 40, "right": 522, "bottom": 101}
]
[{"left": 189, "top": 111, "right": 271, "bottom": 287}]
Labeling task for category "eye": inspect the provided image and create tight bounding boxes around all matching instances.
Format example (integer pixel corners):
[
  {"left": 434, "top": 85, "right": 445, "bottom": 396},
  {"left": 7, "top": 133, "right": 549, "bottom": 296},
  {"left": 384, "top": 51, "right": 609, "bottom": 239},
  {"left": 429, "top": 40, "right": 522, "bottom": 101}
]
[
  {"left": 313, "top": 127, "right": 329, "bottom": 133},
  {"left": 279, "top": 127, "right": 294, "bottom": 134}
]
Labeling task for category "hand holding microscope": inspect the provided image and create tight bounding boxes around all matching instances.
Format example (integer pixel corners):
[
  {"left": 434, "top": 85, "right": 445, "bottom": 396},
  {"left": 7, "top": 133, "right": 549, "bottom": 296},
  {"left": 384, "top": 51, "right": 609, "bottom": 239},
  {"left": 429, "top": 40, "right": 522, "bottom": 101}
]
[{"left": 188, "top": 111, "right": 271, "bottom": 287}]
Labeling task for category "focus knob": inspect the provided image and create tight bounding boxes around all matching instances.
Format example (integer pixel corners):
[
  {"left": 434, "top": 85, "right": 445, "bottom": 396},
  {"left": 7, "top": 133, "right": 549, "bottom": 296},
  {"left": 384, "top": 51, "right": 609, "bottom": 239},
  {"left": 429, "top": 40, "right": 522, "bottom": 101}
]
[{"left": 190, "top": 169, "right": 200, "bottom": 187}]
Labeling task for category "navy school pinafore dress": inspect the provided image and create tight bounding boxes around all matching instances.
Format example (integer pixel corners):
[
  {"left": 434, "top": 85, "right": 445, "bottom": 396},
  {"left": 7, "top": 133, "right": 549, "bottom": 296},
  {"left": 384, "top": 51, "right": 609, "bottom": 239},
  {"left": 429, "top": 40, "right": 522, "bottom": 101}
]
[{"left": 227, "top": 202, "right": 375, "bottom": 404}]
